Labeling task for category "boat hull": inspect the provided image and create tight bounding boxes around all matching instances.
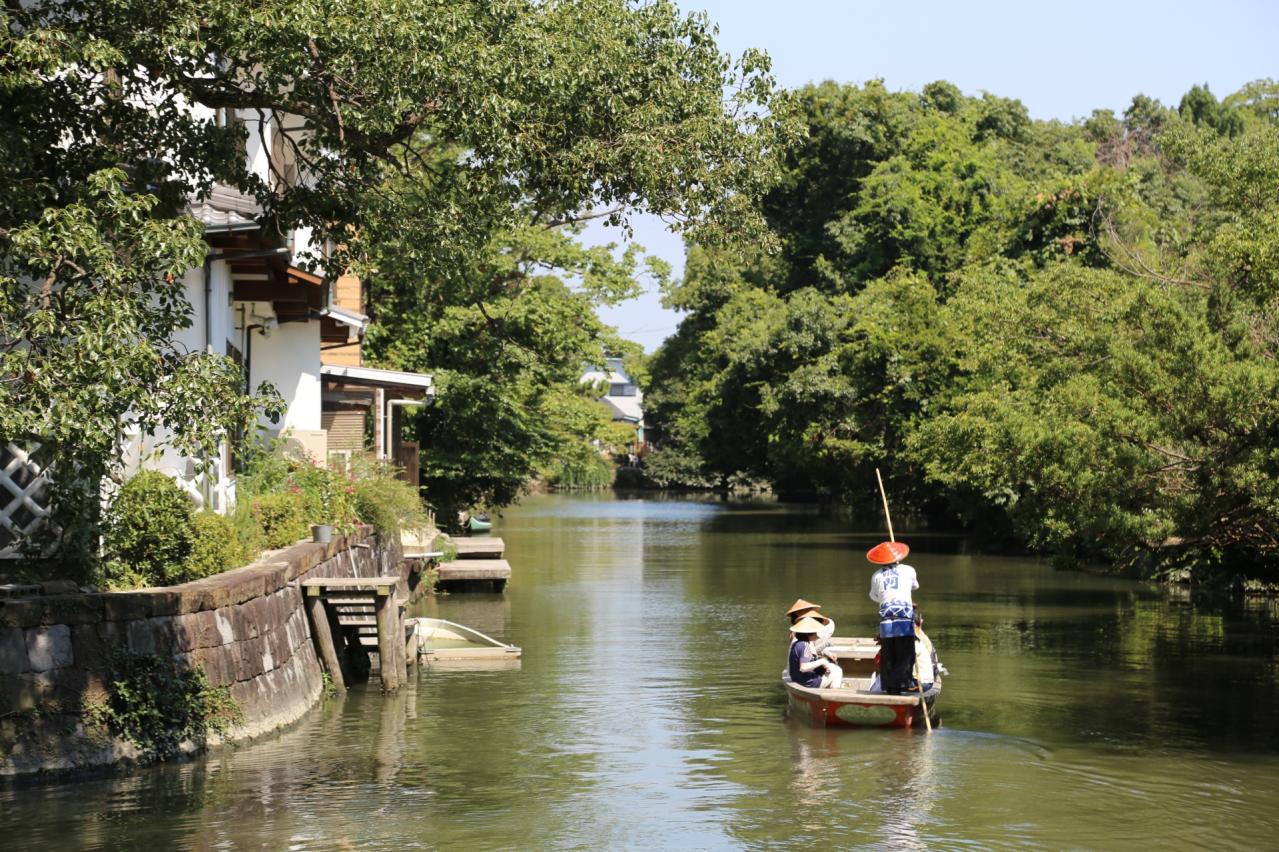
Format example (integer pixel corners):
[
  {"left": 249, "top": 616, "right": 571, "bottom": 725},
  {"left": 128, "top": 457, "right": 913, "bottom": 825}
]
[
  {"left": 413, "top": 617, "right": 521, "bottom": 670},
  {"left": 783, "top": 675, "right": 938, "bottom": 729}
]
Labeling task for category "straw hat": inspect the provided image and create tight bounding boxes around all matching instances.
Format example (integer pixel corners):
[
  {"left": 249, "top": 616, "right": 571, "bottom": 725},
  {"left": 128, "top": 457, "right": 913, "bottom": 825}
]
[
  {"left": 785, "top": 598, "right": 822, "bottom": 618},
  {"left": 866, "top": 541, "right": 910, "bottom": 565},
  {"left": 791, "top": 615, "right": 827, "bottom": 634}
]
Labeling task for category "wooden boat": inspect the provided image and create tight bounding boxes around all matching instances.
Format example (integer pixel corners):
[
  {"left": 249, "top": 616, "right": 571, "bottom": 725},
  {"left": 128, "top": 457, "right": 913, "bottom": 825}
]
[
  {"left": 782, "top": 636, "right": 940, "bottom": 728},
  {"left": 412, "top": 617, "right": 521, "bottom": 670}
]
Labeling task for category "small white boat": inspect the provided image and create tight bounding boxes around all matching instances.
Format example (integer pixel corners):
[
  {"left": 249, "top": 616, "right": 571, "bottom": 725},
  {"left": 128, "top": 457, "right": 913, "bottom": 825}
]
[{"left": 411, "top": 617, "right": 522, "bottom": 670}]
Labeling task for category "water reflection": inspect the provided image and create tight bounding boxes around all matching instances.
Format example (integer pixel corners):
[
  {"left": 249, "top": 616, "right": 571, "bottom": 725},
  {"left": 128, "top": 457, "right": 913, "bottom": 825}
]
[{"left": 2, "top": 493, "right": 1278, "bottom": 849}]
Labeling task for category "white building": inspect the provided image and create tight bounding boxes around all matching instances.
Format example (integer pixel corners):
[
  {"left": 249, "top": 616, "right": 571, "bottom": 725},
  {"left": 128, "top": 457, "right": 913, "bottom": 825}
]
[
  {"left": 581, "top": 357, "right": 645, "bottom": 450},
  {"left": 0, "top": 108, "right": 433, "bottom": 554}
]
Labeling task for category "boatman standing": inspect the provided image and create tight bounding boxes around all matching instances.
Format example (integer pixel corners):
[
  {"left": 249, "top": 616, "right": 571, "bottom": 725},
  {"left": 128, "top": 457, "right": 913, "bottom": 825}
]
[{"left": 867, "top": 541, "right": 918, "bottom": 694}]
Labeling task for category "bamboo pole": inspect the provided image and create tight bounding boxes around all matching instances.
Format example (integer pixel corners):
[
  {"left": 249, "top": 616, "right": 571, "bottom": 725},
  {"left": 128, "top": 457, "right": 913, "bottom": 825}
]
[{"left": 875, "top": 467, "right": 895, "bottom": 543}]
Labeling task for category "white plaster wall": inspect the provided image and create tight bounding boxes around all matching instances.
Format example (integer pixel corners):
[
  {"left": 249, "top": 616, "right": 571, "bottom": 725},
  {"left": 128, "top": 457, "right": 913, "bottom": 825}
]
[
  {"left": 250, "top": 320, "right": 321, "bottom": 432},
  {"left": 242, "top": 111, "right": 272, "bottom": 186},
  {"left": 120, "top": 260, "right": 240, "bottom": 510},
  {"left": 209, "top": 259, "right": 233, "bottom": 354}
]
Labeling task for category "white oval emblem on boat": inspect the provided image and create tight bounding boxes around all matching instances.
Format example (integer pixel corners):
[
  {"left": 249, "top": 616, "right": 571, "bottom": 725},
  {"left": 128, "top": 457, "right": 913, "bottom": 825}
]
[{"left": 834, "top": 704, "right": 899, "bottom": 726}]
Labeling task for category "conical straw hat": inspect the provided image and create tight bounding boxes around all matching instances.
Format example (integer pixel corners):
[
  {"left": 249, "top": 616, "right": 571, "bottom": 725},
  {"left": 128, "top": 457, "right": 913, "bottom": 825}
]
[{"left": 785, "top": 598, "right": 822, "bottom": 617}]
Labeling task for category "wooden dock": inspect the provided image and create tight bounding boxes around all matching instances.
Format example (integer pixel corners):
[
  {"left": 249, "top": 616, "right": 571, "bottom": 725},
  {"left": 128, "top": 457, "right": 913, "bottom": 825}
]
[
  {"left": 438, "top": 536, "right": 510, "bottom": 591},
  {"left": 300, "top": 576, "right": 412, "bottom": 691},
  {"left": 452, "top": 537, "right": 504, "bottom": 558}
]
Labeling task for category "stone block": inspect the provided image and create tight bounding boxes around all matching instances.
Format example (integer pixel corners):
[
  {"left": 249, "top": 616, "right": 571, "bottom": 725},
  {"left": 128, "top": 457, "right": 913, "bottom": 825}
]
[
  {"left": 195, "top": 570, "right": 260, "bottom": 611},
  {"left": 261, "top": 638, "right": 275, "bottom": 674},
  {"left": 171, "top": 584, "right": 217, "bottom": 615},
  {"left": 34, "top": 667, "right": 88, "bottom": 707},
  {"left": 195, "top": 646, "right": 235, "bottom": 688},
  {"left": 265, "top": 592, "right": 285, "bottom": 631},
  {"left": 71, "top": 623, "right": 110, "bottom": 674},
  {"left": 146, "top": 616, "right": 177, "bottom": 654},
  {"left": 101, "top": 592, "right": 156, "bottom": 623},
  {"left": 212, "top": 610, "right": 235, "bottom": 645},
  {"left": 125, "top": 619, "right": 155, "bottom": 655},
  {"left": 270, "top": 626, "right": 292, "bottom": 669},
  {"left": 230, "top": 603, "right": 257, "bottom": 641},
  {"left": 172, "top": 614, "right": 199, "bottom": 652},
  {"left": 228, "top": 678, "right": 258, "bottom": 711},
  {"left": 232, "top": 637, "right": 263, "bottom": 682},
  {"left": 247, "top": 596, "right": 270, "bottom": 638},
  {"left": 0, "top": 669, "right": 88, "bottom": 713},
  {"left": 260, "top": 563, "right": 291, "bottom": 594},
  {"left": 0, "top": 628, "right": 29, "bottom": 675},
  {"left": 294, "top": 608, "right": 312, "bottom": 648},
  {"left": 0, "top": 600, "right": 42, "bottom": 629},
  {"left": 97, "top": 620, "right": 128, "bottom": 655},
  {"left": 33, "top": 594, "right": 104, "bottom": 626},
  {"left": 188, "top": 609, "right": 220, "bottom": 649},
  {"left": 25, "top": 625, "right": 72, "bottom": 671},
  {"left": 0, "top": 673, "right": 39, "bottom": 712}
]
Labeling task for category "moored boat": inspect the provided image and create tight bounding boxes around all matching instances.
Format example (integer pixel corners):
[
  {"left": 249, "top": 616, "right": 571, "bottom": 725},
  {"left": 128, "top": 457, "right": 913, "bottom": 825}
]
[
  {"left": 467, "top": 513, "right": 493, "bottom": 532},
  {"left": 783, "top": 636, "right": 940, "bottom": 728},
  {"left": 413, "top": 617, "right": 521, "bottom": 670}
]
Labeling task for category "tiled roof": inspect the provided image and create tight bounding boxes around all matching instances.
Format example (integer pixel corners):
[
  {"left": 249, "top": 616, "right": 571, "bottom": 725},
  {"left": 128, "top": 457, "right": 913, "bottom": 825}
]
[{"left": 186, "top": 185, "right": 262, "bottom": 232}]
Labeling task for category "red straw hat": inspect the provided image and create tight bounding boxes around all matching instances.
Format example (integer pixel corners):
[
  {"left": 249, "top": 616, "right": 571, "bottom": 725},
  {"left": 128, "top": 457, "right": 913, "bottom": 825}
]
[{"left": 866, "top": 541, "right": 909, "bottom": 565}]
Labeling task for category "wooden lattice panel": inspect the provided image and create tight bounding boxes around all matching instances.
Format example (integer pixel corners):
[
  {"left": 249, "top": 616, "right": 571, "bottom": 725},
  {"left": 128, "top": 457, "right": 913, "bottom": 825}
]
[{"left": 0, "top": 442, "right": 53, "bottom": 556}]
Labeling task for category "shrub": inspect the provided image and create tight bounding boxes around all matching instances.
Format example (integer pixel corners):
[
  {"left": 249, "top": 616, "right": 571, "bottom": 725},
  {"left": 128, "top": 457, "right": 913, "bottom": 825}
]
[
  {"left": 546, "top": 454, "right": 614, "bottom": 490},
  {"left": 251, "top": 492, "right": 308, "bottom": 549},
  {"left": 83, "top": 651, "right": 242, "bottom": 762},
  {"left": 288, "top": 461, "right": 357, "bottom": 529},
  {"left": 349, "top": 455, "right": 430, "bottom": 536},
  {"left": 185, "top": 511, "right": 245, "bottom": 580},
  {"left": 229, "top": 497, "right": 265, "bottom": 563},
  {"left": 100, "top": 470, "right": 195, "bottom": 588}
]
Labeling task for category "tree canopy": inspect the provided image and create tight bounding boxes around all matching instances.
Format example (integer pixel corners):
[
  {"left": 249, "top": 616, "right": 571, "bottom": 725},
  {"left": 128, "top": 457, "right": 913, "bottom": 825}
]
[
  {"left": 644, "top": 79, "right": 1279, "bottom": 584},
  {"left": 1, "top": 0, "right": 786, "bottom": 554}
]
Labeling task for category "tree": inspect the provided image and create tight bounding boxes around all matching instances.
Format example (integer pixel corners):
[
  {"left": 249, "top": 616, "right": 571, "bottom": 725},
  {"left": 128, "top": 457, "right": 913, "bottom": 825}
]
[
  {"left": 645, "top": 78, "right": 1279, "bottom": 581},
  {"left": 911, "top": 264, "right": 1279, "bottom": 576},
  {"left": 2, "top": 0, "right": 787, "bottom": 542},
  {"left": 0, "top": 171, "right": 281, "bottom": 570},
  {"left": 363, "top": 218, "right": 668, "bottom": 519},
  {"left": 1179, "top": 83, "right": 1244, "bottom": 138}
]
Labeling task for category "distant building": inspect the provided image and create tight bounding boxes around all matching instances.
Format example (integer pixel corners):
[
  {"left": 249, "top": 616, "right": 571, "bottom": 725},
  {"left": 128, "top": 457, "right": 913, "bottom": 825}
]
[{"left": 581, "top": 357, "right": 645, "bottom": 451}]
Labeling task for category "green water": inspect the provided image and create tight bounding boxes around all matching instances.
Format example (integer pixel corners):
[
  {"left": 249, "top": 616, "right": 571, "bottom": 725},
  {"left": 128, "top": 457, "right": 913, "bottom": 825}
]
[{"left": 4, "top": 493, "right": 1278, "bottom": 849}]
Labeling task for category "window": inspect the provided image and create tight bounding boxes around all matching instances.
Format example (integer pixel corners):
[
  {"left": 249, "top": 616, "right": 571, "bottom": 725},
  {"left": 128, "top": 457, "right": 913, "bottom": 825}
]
[{"left": 609, "top": 383, "right": 636, "bottom": 397}]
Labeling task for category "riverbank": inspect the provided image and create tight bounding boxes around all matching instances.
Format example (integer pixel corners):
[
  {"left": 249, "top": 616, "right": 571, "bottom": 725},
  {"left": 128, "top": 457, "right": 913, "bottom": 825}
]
[{"left": 0, "top": 527, "right": 421, "bottom": 777}]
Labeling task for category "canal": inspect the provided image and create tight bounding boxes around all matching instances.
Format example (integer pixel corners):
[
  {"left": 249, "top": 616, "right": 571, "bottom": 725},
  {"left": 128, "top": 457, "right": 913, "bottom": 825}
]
[{"left": 4, "top": 493, "right": 1278, "bottom": 849}]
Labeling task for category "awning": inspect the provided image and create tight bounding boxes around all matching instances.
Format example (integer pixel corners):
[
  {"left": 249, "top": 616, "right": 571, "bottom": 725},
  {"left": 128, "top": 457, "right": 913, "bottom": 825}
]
[
  {"left": 320, "top": 305, "right": 370, "bottom": 333},
  {"left": 321, "top": 364, "right": 434, "bottom": 395}
]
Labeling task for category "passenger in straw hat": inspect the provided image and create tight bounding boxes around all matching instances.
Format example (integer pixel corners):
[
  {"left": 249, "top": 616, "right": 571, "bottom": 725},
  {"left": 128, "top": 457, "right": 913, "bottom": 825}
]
[
  {"left": 867, "top": 540, "right": 918, "bottom": 694},
  {"left": 785, "top": 598, "right": 836, "bottom": 648},
  {"left": 788, "top": 615, "right": 844, "bottom": 689}
]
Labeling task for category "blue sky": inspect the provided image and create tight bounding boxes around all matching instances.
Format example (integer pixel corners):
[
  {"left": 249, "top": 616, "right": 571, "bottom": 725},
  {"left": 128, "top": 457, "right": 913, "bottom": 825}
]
[{"left": 592, "top": 0, "right": 1279, "bottom": 351}]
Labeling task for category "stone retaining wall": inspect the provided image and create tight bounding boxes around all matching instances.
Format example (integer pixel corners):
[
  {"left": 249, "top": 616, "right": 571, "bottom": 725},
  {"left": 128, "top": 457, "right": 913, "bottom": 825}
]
[{"left": 0, "top": 527, "right": 405, "bottom": 776}]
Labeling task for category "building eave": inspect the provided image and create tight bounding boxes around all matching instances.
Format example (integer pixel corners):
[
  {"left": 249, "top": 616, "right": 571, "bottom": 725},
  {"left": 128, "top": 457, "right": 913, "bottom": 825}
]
[{"left": 321, "top": 364, "right": 434, "bottom": 395}]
